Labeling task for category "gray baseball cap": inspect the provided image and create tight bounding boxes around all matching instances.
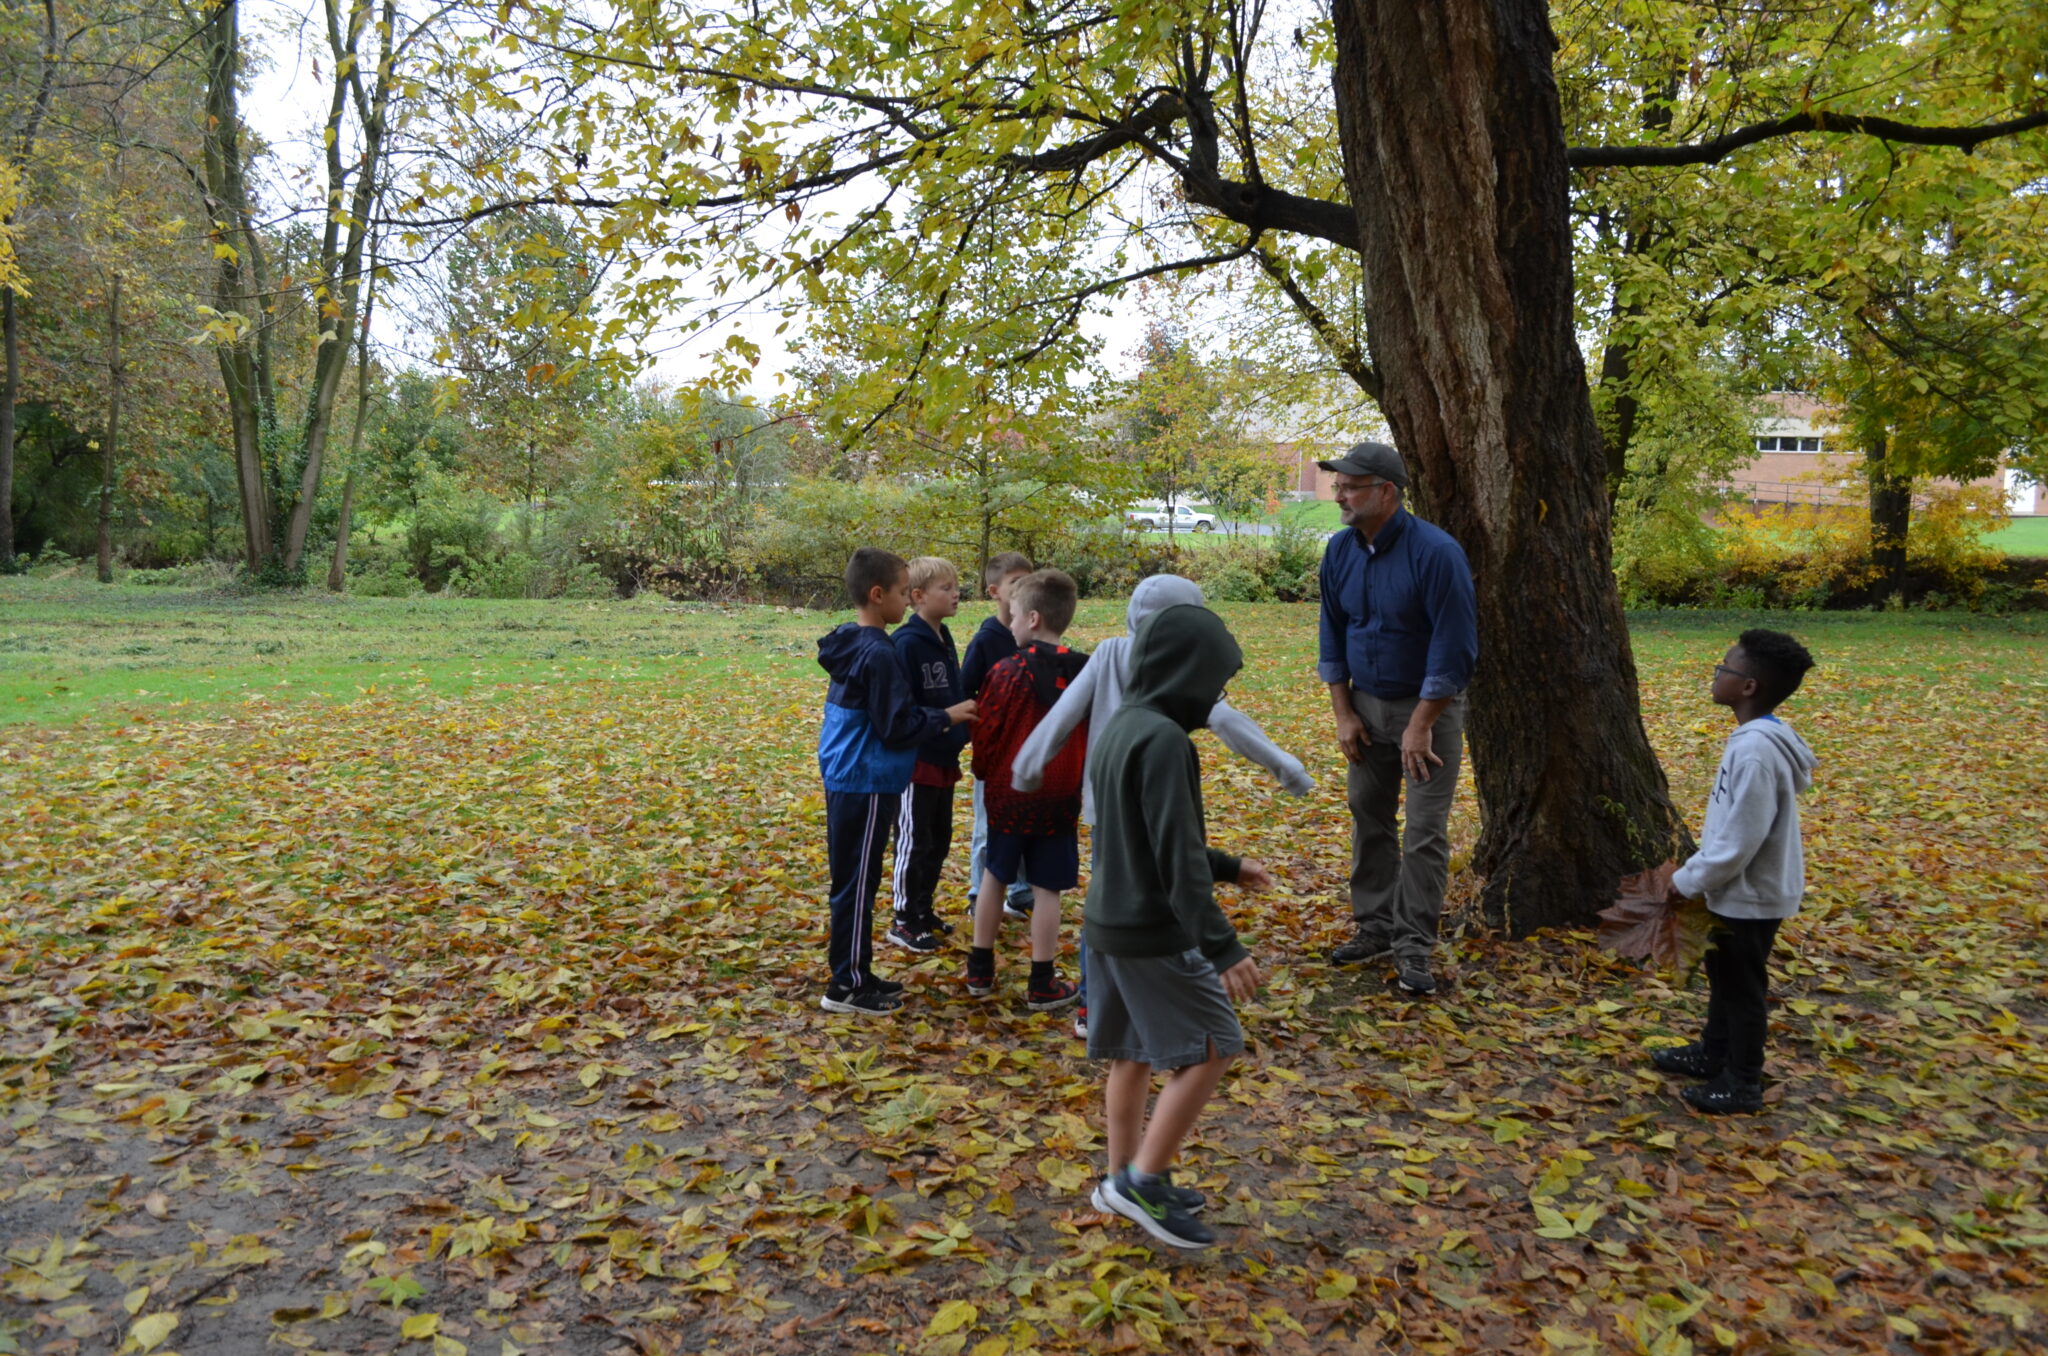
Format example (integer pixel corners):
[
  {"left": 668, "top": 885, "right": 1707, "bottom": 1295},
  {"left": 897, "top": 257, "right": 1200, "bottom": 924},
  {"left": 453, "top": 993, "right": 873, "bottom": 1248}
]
[{"left": 1316, "top": 440, "right": 1408, "bottom": 488}]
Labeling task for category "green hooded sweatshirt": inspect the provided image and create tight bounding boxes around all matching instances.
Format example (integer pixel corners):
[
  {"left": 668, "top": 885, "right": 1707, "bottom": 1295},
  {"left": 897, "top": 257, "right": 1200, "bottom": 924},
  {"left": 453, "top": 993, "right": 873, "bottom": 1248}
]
[{"left": 1082, "top": 603, "right": 1248, "bottom": 971}]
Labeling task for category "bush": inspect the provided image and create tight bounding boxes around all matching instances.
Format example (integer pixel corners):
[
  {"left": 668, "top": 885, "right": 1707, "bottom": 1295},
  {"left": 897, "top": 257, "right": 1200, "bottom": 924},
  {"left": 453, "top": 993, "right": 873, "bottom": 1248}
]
[
  {"left": 127, "top": 561, "right": 241, "bottom": 589},
  {"left": 1181, "top": 524, "right": 1321, "bottom": 604},
  {"left": 406, "top": 470, "right": 505, "bottom": 590},
  {"left": 1609, "top": 476, "right": 2038, "bottom": 610},
  {"left": 451, "top": 550, "right": 615, "bottom": 600}
]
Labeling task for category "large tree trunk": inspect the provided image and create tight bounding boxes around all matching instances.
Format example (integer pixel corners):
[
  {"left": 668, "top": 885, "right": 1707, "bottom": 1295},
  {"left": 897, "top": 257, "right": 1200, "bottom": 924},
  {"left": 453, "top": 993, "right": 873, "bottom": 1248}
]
[
  {"left": 0, "top": 289, "right": 19, "bottom": 570},
  {"left": 199, "top": 0, "right": 273, "bottom": 574},
  {"left": 1331, "top": 0, "right": 1689, "bottom": 935},
  {"left": 327, "top": 466, "right": 356, "bottom": 590},
  {"left": 97, "top": 272, "right": 122, "bottom": 583},
  {"left": 0, "top": 0, "right": 57, "bottom": 574},
  {"left": 1865, "top": 429, "right": 1910, "bottom": 599}
]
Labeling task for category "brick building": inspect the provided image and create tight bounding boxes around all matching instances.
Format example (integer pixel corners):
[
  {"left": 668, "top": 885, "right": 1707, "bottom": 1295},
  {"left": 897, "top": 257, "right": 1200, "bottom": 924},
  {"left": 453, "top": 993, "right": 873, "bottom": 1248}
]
[{"left": 1273, "top": 392, "right": 2040, "bottom": 514}]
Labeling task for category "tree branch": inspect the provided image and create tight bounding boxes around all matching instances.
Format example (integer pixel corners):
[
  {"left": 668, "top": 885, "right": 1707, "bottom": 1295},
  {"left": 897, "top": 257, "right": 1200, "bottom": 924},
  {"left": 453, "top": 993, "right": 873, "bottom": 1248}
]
[
  {"left": 1253, "top": 248, "right": 1381, "bottom": 403},
  {"left": 1569, "top": 107, "right": 2048, "bottom": 169}
]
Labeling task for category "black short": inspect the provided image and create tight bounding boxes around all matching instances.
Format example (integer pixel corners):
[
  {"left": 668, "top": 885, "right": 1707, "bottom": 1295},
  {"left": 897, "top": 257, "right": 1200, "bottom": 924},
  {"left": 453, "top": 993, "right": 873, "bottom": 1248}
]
[{"left": 983, "top": 830, "right": 1079, "bottom": 892}]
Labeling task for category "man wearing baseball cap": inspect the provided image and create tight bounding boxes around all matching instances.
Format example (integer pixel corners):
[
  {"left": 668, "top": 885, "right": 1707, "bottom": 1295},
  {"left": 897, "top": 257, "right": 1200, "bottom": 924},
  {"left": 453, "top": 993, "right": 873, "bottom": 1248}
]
[{"left": 1314, "top": 441, "right": 1477, "bottom": 996}]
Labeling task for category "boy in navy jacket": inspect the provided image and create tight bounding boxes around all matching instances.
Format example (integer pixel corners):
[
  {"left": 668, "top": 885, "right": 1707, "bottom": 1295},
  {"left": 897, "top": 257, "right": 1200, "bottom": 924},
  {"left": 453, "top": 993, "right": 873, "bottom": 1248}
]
[
  {"left": 961, "top": 552, "right": 1036, "bottom": 922},
  {"left": 886, "top": 557, "right": 972, "bottom": 954},
  {"left": 816, "top": 548, "right": 976, "bottom": 1015}
]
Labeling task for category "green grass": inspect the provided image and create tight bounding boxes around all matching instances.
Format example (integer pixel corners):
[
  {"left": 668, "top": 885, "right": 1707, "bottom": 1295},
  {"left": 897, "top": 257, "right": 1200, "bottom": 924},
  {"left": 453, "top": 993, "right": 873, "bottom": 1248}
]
[
  {"left": 5, "top": 576, "right": 2044, "bottom": 727},
  {"left": 1990, "top": 515, "right": 2048, "bottom": 557}
]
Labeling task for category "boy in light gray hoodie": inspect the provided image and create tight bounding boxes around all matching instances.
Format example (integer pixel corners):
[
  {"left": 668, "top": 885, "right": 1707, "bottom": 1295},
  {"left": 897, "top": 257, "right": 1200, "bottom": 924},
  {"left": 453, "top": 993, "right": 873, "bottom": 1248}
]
[
  {"left": 1012, "top": 575, "right": 1313, "bottom": 1036},
  {"left": 1653, "top": 628, "right": 1817, "bottom": 1115}
]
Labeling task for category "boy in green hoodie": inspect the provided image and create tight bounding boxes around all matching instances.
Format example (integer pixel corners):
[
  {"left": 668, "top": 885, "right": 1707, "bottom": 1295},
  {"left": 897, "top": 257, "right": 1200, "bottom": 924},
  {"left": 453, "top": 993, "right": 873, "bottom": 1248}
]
[{"left": 1083, "top": 603, "right": 1273, "bottom": 1250}]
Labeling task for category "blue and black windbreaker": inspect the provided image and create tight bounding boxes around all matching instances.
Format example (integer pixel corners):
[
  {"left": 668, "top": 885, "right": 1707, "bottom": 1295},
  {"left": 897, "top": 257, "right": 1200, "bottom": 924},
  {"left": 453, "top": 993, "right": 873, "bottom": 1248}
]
[{"left": 816, "top": 623, "right": 951, "bottom": 794}]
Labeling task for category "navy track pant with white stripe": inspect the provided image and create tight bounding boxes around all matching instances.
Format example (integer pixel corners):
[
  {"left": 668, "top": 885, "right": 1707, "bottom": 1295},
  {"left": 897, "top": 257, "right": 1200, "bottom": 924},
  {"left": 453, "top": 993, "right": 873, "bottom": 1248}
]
[
  {"left": 824, "top": 790, "right": 898, "bottom": 993},
  {"left": 891, "top": 782, "right": 955, "bottom": 929}
]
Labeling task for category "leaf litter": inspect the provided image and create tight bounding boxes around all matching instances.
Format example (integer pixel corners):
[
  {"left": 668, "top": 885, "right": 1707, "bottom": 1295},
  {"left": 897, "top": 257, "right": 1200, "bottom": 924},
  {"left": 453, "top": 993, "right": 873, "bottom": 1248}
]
[{"left": 1, "top": 604, "right": 2045, "bottom": 1354}]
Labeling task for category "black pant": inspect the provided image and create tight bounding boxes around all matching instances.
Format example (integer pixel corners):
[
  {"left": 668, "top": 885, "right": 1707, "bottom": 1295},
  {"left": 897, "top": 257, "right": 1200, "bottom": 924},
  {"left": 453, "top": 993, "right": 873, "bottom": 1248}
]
[
  {"left": 825, "top": 790, "right": 897, "bottom": 992},
  {"left": 1701, "top": 916, "right": 1782, "bottom": 1083},
  {"left": 891, "top": 781, "right": 954, "bottom": 928}
]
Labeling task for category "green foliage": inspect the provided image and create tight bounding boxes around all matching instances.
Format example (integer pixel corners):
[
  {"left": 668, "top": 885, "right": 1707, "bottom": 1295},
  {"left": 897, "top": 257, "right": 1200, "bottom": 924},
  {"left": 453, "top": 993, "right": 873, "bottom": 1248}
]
[
  {"left": 404, "top": 470, "right": 504, "bottom": 591},
  {"left": 1618, "top": 478, "right": 2040, "bottom": 611},
  {"left": 1181, "top": 519, "right": 1322, "bottom": 604}
]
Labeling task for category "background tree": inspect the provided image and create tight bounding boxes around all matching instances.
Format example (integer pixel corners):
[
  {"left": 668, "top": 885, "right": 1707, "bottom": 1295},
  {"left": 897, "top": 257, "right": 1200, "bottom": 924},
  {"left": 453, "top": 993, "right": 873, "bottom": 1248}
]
[{"left": 435, "top": 212, "right": 607, "bottom": 546}]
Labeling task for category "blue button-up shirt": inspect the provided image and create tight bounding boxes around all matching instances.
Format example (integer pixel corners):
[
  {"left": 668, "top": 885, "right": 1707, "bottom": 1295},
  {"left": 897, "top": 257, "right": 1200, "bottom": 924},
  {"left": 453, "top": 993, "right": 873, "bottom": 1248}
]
[{"left": 1317, "top": 509, "right": 1478, "bottom": 701}]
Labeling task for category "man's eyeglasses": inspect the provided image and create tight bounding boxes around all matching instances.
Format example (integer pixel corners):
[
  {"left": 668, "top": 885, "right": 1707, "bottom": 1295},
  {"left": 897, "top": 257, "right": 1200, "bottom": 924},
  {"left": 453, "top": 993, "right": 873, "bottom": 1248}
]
[{"left": 1714, "top": 663, "right": 1753, "bottom": 681}]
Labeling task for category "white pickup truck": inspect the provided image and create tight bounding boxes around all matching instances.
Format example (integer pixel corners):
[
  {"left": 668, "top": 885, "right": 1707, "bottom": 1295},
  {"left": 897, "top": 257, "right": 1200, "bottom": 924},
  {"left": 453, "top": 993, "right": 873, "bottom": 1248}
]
[{"left": 1125, "top": 502, "right": 1219, "bottom": 533}]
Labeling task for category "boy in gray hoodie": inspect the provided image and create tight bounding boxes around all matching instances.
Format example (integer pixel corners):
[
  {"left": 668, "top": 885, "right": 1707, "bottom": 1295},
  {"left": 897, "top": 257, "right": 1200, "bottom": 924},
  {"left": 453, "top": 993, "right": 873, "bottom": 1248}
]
[{"left": 1654, "top": 628, "right": 1818, "bottom": 1115}]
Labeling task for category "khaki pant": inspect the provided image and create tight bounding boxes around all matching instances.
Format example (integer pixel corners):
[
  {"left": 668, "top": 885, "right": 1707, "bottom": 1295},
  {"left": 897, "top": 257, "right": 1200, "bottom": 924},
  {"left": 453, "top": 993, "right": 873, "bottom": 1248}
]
[{"left": 1346, "top": 688, "right": 1465, "bottom": 965}]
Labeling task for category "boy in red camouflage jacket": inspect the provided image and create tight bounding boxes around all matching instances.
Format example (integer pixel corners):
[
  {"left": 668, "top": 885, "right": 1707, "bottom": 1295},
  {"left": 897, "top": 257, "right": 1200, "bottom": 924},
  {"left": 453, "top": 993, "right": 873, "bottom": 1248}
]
[{"left": 965, "top": 568, "right": 1087, "bottom": 1011}]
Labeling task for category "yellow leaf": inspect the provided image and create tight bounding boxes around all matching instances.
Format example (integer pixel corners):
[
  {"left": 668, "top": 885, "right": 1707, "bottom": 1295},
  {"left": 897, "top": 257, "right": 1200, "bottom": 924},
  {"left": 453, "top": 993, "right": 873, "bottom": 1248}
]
[
  {"left": 123, "top": 1287, "right": 150, "bottom": 1316},
  {"left": 128, "top": 1312, "right": 178, "bottom": 1352},
  {"left": 400, "top": 1312, "right": 440, "bottom": 1339},
  {"left": 970, "top": 1339, "right": 1010, "bottom": 1356},
  {"left": 1894, "top": 1226, "right": 1937, "bottom": 1253},
  {"left": 927, "top": 1299, "right": 978, "bottom": 1337}
]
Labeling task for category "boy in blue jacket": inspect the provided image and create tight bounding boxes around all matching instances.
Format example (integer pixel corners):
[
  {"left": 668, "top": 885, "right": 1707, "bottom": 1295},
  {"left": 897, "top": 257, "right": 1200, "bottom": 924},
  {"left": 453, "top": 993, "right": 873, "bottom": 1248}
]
[
  {"left": 887, "top": 556, "right": 972, "bottom": 954},
  {"left": 817, "top": 548, "right": 977, "bottom": 1015}
]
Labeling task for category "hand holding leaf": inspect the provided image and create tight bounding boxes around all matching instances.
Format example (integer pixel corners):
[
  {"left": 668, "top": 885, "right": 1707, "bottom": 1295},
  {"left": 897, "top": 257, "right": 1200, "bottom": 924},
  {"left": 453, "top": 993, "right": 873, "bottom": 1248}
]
[{"left": 1597, "top": 861, "right": 1712, "bottom": 980}]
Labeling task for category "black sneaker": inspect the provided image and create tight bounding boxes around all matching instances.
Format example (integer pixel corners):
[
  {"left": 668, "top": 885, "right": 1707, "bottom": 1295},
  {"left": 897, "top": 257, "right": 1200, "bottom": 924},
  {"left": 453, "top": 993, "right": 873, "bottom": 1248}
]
[
  {"left": 1395, "top": 961, "right": 1437, "bottom": 996},
  {"left": 820, "top": 985, "right": 901, "bottom": 1016},
  {"left": 928, "top": 915, "right": 956, "bottom": 936},
  {"left": 1100, "top": 1170, "right": 1216, "bottom": 1249},
  {"left": 1026, "top": 977, "right": 1080, "bottom": 1012},
  {"left": 885, "top": 922, "right": 942, "bottom": 954},
  {"left": 1092, "top": 1171, "right": 1206, "bottom": 1215},
  {"left": 1002, "top": 895, "right": 1033, "bottom": 921},
  {"left": 1650, "top": 1041, "right": 1724, "bottom": 1080},
  {"left": 964, "top": 963, "right": 996, "bottom": 999},
  {"left": 1328, "top": 930, "right": 1392, "bottom": 965},
  {"left": 1682, "top": 1075, "right": 1764, "bottom": 1116},
  {"left": 862, "top": 974, "right": 904, "bottom": 997},
  {"left": 1072, "top": 1006, "right": 1088, "bottom": 1039}
]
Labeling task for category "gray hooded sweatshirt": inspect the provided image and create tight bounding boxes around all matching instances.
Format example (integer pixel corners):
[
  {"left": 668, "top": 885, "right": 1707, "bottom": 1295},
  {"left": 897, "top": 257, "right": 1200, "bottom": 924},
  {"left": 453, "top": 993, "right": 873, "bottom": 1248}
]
[
  {"left": 1671, "top": 717, "right": 1819, "bottom": 920},
  {"left": 1010, "top": 575, "right": 1313, "bottom": 824}
]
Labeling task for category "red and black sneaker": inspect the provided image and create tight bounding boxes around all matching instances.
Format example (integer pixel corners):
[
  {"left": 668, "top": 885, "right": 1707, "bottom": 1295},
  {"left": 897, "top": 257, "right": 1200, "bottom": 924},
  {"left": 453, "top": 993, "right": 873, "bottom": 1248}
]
[{"left": 1027, "top": 976, "right": 1080, "bottom": 1012}]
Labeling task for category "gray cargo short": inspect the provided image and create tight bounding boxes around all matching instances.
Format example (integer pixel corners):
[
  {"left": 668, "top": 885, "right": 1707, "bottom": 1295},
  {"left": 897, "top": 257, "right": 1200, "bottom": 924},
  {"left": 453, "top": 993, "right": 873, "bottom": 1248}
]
[{"left": 1085, "top": 948, "right": 1245, "bottom": 1070}]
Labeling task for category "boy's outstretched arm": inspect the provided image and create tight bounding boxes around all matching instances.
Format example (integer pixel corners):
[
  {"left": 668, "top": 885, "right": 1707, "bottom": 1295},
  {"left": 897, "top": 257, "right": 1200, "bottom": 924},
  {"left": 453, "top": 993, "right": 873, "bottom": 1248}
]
[
  {"left": 1009, "top": 659, "right": 1100, "bottom": 792},
  {"left": 863, "top": 646, "right": 954, "bottom": 749},
  {"left": 1206, "top": 701, "right": 1313, "bottom": 795}
]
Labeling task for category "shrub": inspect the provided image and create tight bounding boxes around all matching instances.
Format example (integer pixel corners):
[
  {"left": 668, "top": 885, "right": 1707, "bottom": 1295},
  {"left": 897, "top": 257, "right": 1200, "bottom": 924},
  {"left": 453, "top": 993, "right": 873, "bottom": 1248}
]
[
  {"left": 451, "top": 550, "right": 615, "bottom": 600},
  {"left": 1181, "top": 526, "right": 1320, "bottom": 604},
  {"left": 127, "top": 561, "right": 241, "bottom": 589},
  {"left": 406, "top": 469, "right": 505, "bottom": 590}
]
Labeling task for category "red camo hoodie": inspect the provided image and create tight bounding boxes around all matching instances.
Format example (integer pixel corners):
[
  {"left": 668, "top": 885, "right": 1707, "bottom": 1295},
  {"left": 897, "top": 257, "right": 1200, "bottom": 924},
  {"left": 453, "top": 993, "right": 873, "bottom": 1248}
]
[{"left": 972, "top": 641, "right": 1089, "bottom": 835}]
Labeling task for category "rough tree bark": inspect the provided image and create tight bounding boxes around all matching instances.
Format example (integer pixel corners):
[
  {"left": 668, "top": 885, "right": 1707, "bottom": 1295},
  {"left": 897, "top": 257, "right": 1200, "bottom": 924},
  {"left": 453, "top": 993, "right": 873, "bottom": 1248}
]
[
  {"left": 1, "top": 0, "right": 59, "bottom": 571},
  {"left": 329, "top": 247, "right": 377, "bottom": 591},
  {"left": 1865, "top": 429, "right": 1911, "bottom": 598},
  {"left": 1330, "top": 0, "right": 1689, "bottom": 934},
  {"left": 97, "top": 271, "right": 121, "bottom": 582},
  {"left": 199, "top": 0, "right": 272, "bottom": 572},
  {"left": 1, "top": 289, "right": 20, "bottom": 569}
]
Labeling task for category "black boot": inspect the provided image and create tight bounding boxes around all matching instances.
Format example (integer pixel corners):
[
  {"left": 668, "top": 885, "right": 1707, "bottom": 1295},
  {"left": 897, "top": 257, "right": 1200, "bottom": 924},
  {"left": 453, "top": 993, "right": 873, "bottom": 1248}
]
[
  {"left": 1650, "top": 1041, "right": 1724, "bottom": 1080},
  {"left": 1682, "top": 1072, "right": 1763, "bottom": 1115}
]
